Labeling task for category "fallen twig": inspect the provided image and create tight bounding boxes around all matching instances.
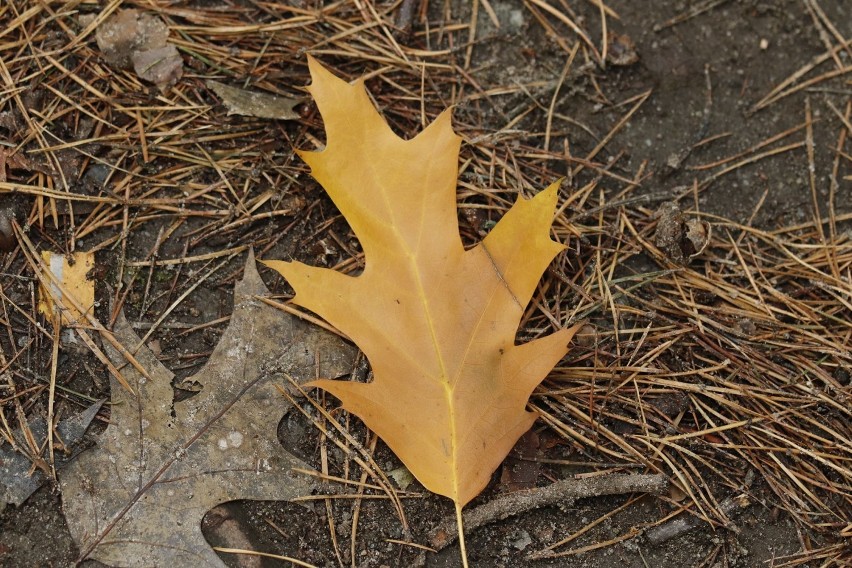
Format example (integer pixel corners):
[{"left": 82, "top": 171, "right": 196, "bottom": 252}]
[{"left": 428, "top": 473, "right": 667, "bottom": 550}]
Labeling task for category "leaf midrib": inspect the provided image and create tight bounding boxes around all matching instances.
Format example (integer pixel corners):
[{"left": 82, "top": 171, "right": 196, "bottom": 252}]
[{"left": 372, "top": 156, "right": 462, "bottom": 500}]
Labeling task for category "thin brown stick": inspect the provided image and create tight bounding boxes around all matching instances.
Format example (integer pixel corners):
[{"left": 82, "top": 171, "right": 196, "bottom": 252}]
[{"left": 428, "top": 474, "right": 667, "bottom": 550}]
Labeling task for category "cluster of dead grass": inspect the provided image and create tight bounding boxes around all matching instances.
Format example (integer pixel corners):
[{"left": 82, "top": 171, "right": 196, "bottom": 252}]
[{"left": 0, "top": 1, "right": 849, "bottom": 566}]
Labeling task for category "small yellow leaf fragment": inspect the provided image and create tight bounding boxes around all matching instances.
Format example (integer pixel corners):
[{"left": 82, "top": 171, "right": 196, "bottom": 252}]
[{"left": 38, "top": 251, "right": 95, "bottom": 326}]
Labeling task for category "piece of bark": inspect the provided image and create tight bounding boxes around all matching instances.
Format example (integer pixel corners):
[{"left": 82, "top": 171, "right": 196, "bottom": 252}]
[
  {"left": 394, "top": 0, "right": 419, "bottom": 40},
  {"left": 645, "top": 493, "right": 751, "bottom": 545}
]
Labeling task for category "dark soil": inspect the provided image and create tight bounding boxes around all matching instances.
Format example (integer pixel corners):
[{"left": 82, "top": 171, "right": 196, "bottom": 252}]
[{"left": 1, "top": 1, "right": 850, "bottom": 567}]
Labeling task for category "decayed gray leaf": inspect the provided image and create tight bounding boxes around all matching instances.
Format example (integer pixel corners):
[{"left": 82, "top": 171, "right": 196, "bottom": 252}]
[
  {"left": 0, "top": 400, "right": 103, "bottom": 507},
  {"left": 132, "top": 45, "right": 183, "bottom": 89},
  {"left": 208, "top": 80, "right": 303, "bottom": 120},
  {"left": 95, "top": 9, "right": 183, "bottom": 89},
  {"left": 96, "top": 10, "right": 169, "bottom": 69},
  {"left": 60, "top": 252, "right": 357, "bottom": 567}
]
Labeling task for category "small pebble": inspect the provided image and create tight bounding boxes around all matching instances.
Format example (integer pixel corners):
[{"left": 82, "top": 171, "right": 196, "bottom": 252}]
[{"left": 0, "top": 209, "right": 14, "bottom": 252}]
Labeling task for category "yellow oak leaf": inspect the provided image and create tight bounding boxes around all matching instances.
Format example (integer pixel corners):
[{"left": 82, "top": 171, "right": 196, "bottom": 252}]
[{"left": 266, "top": 56, "right": 579, "bottom": 508}]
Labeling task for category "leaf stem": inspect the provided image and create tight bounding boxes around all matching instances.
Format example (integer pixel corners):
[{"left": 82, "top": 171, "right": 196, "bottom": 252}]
[{"left": 455, "top": 501, "right": 469, "bottom": 568}]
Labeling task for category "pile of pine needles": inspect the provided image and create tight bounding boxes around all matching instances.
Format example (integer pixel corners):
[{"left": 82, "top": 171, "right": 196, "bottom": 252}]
[{"left": 0, "top": 1, "right": 849, "bottom": 566}]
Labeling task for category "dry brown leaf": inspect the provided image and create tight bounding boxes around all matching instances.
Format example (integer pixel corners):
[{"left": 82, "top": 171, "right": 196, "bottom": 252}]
[
  {"left": 207, "top": 80, "right": 303, "bottom": 120},
  {"left": 266, "top": 57, "right": 579, "bottom": 509}
]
